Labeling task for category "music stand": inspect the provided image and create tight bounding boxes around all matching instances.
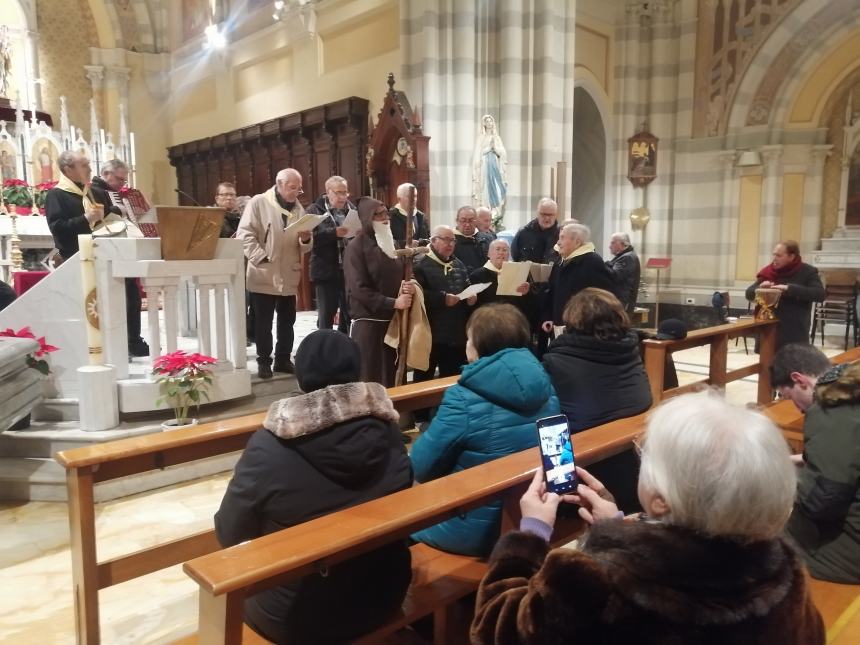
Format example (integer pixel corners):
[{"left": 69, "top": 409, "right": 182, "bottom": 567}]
[{"left": 645, "top": 257, "right": 671, "bottom": 327}]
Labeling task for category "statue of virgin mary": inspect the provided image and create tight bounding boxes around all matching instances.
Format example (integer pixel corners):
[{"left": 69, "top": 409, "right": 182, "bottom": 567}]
[{"left": 471, "top": 114, "right": 507, "bottom": 216}]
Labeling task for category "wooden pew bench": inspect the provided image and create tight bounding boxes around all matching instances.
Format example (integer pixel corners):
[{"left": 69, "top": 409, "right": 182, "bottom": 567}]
[
  {"left": 180, "top": 414, "right": 647, "bottom": 644},
  {"left": 55, "top": 375, "right": 458, "bottom": 645}
]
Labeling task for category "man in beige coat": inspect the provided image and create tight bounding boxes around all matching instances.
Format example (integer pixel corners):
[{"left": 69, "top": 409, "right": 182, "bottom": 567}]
[{"left": 237, "top": 168, "right": 312, "bottom": 378}]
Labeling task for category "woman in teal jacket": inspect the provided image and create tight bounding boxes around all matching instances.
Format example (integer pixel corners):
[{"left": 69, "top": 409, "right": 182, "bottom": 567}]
[{"left": 411, "top": 303, "right": 561, "bottom": 556}]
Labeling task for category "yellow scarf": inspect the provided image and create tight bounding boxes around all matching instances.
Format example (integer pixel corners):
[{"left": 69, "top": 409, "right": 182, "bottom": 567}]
[
  {"left": 561, "top": 242, "right": 596, "bottom": 264},
  {"left": 264, "top": 186, "right": 300, "bottom": 223},
  {"left": 482, "top": 260, "right": 501, "bottom": 273},
  {"left": 57, "top": 173, "right": 96, "bottom": 218},
  {"left": 426, "top": 248, "right": 455, "bottom": 275},
  {"left": 394, "top": 204, "right": 415, "bottom": 217}
]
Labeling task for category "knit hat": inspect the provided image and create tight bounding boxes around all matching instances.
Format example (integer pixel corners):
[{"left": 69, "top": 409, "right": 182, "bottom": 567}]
[
  {"left": 655, "top": 318, "right": 688, "bottom": 340},
  {"left": 294, "top": 330, "right": 362, "bottom": 392}
]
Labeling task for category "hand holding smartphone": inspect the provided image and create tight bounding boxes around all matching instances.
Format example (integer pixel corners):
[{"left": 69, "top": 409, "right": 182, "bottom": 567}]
[{"left": 536, "top": 414, "right": 578, "bottom": 494}]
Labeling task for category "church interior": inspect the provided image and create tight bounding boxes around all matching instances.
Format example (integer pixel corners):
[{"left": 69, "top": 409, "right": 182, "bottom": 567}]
[{"left": 0, "top": 0, "right": 859, "bottom": 643}]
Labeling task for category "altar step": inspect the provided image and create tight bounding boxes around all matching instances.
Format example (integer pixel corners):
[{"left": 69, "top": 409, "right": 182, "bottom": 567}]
[
  {"left": 0, "top": 371, "right": 299, "bottom": 502},
  {"left": 814, "top": 227, "right": 860, "bottom": 270}
]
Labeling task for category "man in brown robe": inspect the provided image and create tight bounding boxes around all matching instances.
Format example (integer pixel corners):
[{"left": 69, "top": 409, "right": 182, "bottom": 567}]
[{"left": 343, "top": 197, "right": 414, "bottom": 386}]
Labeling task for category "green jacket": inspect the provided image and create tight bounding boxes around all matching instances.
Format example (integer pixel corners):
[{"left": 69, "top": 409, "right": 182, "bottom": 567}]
[{"left": 786, "top": 372, "right": 860, "bottom": 583}]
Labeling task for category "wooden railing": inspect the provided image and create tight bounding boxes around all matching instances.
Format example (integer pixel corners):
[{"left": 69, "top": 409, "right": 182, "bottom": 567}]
[
  {"left": 642, "top": 318, "right": 778, "bottom": 404},
  {"left": 55, "top": 375, "right": 457, "bottom": 645},
  {"left": 182, "top": 413, "right": 646, "bottom": 644}
]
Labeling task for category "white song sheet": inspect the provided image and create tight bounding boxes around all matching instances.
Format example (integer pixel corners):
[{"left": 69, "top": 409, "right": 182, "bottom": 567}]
[
  {"left": 496, "top": 262, "right": 532, "bottom": 296},
  {"left": 529, "top": 262, "right": 553, "bottom": 283},
  {"left": 286, "top": 214, "right": 327, "bottom": 235},
  {"left": 455, "top": 283, "right": 491, "bottom": 300}
]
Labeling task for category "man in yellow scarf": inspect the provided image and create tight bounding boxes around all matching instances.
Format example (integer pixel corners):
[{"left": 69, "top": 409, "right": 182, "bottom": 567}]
[{"left": 45, "top": 151, "right": 103, "bottom": 261}]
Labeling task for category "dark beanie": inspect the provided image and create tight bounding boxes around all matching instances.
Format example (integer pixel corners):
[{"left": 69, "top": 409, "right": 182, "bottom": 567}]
[{"left": 294, "top": 329, "right": 362, "bottom": 392}]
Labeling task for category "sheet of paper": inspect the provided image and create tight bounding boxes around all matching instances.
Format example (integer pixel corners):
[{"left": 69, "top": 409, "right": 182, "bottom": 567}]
[
  {"left": 286, "top": 214, "right": 327, "bottom": 235},
  {"left": 341, "top": 210, "right": 362, "bottom": 238},
  {"left": 496, "top": 261, "right": 531, "bottom": 296},
  {"left": 456, "top": 282, "right": 491, "bottom": 300},
  {"left": 529, "top": 262, "right": 553, "bottom": 283}
]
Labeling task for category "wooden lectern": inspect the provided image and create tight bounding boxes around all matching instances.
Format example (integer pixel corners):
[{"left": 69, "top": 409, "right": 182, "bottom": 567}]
[{"left": 155, "top": 206, "right": 225, "bottom": 261}]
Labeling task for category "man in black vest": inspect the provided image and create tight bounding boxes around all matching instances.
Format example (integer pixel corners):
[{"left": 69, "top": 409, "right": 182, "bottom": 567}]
[{"left": 606, "top": 232, "right": 641, "bottom": 315}]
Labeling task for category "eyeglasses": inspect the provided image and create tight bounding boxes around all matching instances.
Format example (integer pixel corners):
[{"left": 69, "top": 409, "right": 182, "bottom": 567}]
[
  {"left": 217, "top": 192, "right": 237, "bottom": 197},
  {"left": 538, "top": 212, "right": 556, "bottom": 217},
  {"left": 330, "top": 190, "right": 349, "bottom": 197},
  {"left": 433, "top": 236, "right": 456, "bottom": 244}
]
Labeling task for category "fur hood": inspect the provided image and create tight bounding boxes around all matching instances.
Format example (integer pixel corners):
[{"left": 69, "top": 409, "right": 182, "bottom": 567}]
[
  {"left": 815, "top": 360, "right": 860, "bottom": 408},
  {"left": 264, "top": 382, "right": 399, "bottom": 439}
]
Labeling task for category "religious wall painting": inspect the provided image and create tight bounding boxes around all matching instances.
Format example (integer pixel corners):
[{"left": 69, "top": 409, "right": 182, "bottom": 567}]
[
  {"left": 30, "top": 138, "right": 59, "bottom": 184},
  {"left": 627, "top": 129, "right": 658, "bottom": 188},
  {"left": 0, "top": 141, "right": 18, "bottom": 181}
]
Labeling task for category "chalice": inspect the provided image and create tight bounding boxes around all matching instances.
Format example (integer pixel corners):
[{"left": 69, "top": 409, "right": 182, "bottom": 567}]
[{"left": 754, "top": 287, "right": 782, "bottom": 321}]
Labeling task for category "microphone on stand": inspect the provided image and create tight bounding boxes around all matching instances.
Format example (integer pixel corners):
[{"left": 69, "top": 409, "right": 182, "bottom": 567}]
[{"left": 174, "top": 188, "right": 203, "bottom": 207}]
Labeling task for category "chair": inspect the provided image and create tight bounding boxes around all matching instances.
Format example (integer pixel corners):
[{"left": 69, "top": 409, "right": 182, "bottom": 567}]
[{"left": 810, "top": 271, "right": 858, "bottom": 350}]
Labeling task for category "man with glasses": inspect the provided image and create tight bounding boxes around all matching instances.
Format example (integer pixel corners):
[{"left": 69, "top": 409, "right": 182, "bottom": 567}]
[
  {"left": 389, "top": 182, "right": 429, "bottom": 249},
  {"left": 453, "top": 205, "right": 490, "bottom": 273},
  {"left": 511, "top": 198, "right": 561, "bottom": 357},
  {"left": 413, "top": 225, "right": 477, "bottom": 381},
  {"left": 214, "top": 182, "right": 242, "bottom": 238},
  {"left": 236, "top": 168, "right": 312, "bottom": 379},
  {"left": 306, "top": 176, "right": 356, "bottom": 333}
]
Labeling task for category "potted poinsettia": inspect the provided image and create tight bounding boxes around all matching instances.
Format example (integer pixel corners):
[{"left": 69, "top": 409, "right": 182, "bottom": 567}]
[
  {"left": 152, "top": 350, "right": 216, "bottom": 430},
  {"left": 2, "top": 179, "right": 33, "bottom": 215},
  {"left": 0, "top": 326, "right": 59, "bottom": 429},
  {"left": 33, "top": 181, "right": 58, "bottom": 215}
]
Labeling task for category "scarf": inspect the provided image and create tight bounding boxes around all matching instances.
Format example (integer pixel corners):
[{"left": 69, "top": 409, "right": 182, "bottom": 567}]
[
  {"left": 57, "top": 173, "right": 97, "bottom": 220},
  {"left": 264, "top": 186, "right": 298, "bottom": 221},
  {"left": 426, "top": 248, "right": 455, "bottom": 275},
  {"left": 395, "top": 203, "right": 416, "bottom": 217},
  {"left": 757, "top": 255, "right": 803, "bottom": 282},
  {"left": 561, "top": 241, "right": 596, "bottom": 264},
  {"left": 482, "top": 260, "right": 501, "bottom": 273},
  {"left": 454, "top": 228, "right": 476, "bottom": 240}
]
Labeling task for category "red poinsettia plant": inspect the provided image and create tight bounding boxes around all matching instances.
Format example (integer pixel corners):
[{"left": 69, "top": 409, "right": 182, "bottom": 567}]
[
  {"left": 33, "top": 181, "right": 58, "bottom": 210},
  {"left": 0, "top": 326, "right": 59, "bottom": 375},
  {"left": 152, "top": 350, "right": 216, "bottom": 424},
  {"left": 2, "top": 178, "right": 33, "bottom": 207}
]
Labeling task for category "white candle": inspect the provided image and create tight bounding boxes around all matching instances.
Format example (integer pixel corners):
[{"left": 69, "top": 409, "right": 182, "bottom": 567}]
[
  {"left": 78, "top": 234, "right": 103, "bottom": 365},
  {"left": 70, "top": 125, "right": 76, "bottom": 144},
  {"left": 130, "top": 132, "right": 136, "bottom": 167}
]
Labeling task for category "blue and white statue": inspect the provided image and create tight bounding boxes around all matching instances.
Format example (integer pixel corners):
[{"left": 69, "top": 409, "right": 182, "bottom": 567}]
[{"left": 472, "top": 114, "right": 507, "bottom": 217}]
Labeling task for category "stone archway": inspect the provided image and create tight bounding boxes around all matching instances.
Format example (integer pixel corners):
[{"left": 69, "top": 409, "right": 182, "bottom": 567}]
[{"left": 572, "top": 86, "right": 607, "bottom": 247}]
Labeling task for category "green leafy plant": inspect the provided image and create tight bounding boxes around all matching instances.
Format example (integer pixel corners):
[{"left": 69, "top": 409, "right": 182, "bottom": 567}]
[
  {"left": 33, "top": 181, "right": 58, "bottom": 209},
  {"left": 0, "top": 326, "right": 58, "bottom": 375},
  {"left": 151, "top": 350, "right": 216, "bottom": 424},
  {"left": 2, "top": 178, "right": 33, "bottom": 207}
]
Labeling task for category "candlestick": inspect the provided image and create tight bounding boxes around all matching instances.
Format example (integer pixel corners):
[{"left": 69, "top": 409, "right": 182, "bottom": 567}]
[{"left": 78, "top": 234, "right": 103, "bottom": 365}]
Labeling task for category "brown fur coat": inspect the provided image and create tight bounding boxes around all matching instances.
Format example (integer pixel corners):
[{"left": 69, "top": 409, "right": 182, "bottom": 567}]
[{"left": 471, "top": 519, "right": 824, "bottom": 644}]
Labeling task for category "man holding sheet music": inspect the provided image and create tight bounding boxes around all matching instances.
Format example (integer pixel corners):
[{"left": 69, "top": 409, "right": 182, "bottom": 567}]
[
  {"left": 237, "top": 168, "right": 321, "bottom": 379},
  {"left": 413, "top": 225, "right": 478, "bottom": 381}
]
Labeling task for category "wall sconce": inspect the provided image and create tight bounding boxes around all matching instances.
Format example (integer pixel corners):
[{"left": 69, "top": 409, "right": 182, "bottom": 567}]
[{"left": 736, "top": 150, "right": 762, "bottom": 167}]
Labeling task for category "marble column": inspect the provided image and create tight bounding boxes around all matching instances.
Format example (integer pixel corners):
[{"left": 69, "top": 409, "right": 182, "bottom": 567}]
[
  {"left": 104, "top": 67, "right": 132, "bottom": 145},
  {"left": 717, "top": 151, "right": 738, "bottom": 285},
  {"left": 84, "top": 65, "right": 105, "bottom": 138},
  {"left": 802, "top": 145, "right": 832, "bottom": 255},
  {"left": 758, "top": 145, "right": 783, "bottom": 268}
]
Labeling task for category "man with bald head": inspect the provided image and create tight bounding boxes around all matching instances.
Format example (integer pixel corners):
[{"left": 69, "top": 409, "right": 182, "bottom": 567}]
[
  {"left": 475, "top": 206, "right": 496, "bottom": 242},
  {"left": 413, "top": 224, "right": 477, "bottom": 380},
  {"left": 237, "top": 168, "right": 313, "bottom": 379},
  {"left": 389, "top": 182, "right": 430, "bottom": 248}
]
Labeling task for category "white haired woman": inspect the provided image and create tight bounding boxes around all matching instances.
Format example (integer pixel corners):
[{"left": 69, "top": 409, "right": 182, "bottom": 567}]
[{"left": 470, "top": 390, "right": 824, "bottom": 644}]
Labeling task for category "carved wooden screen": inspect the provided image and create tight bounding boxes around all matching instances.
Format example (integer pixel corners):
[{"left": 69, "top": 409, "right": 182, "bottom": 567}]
[
  {"left": 168, "top": 97, "right": 369, "bottom": 310},
  {"left": 366, "top": 74, "right": 431, "bottom": 219}
]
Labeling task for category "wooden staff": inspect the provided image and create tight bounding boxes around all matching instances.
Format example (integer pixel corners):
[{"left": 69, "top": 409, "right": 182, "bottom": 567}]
[{"left": 394, "top": 193, "right": 415, "bottom": 386}]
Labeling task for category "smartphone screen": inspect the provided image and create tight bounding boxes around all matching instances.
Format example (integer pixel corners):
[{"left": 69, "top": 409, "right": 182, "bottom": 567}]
[{"left": 536, "top": 414, "right": 578, "bottom": 494}]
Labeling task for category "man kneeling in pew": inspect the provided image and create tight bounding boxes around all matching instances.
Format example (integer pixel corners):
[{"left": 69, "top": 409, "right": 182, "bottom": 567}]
[
  {"left": 471, "top": 391, "right": 825, "bottom": 644},
  {"left": 771, "top": 344, "right": 860, "bottom": 584},
  {"left": 214, "top": 330, "right": 413, "bottom": 642}
]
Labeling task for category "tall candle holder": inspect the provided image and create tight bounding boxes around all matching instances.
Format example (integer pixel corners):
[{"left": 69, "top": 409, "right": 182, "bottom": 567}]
[{"left": 9, "top": 211, "right": 24, "bottom": 272}]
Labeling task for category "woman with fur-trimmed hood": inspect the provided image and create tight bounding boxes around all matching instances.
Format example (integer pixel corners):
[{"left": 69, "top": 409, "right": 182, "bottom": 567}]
[
  {"left": 471, "top": 391, "right": 824, "bottom": 645},
  {"left": 214, "top": 330, "right": 413, "bottom": 643},
  {"left": 787, "top": 360, "right": 860, "bottom": 583}
]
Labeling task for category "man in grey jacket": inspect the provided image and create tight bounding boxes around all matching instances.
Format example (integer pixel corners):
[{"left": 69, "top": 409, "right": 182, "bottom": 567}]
[
  {"left": 236, "top": 168, "right": 312, "bottom": 378},
  {"left": 605, "top": 232, "right": 640, "bottom": 315}
]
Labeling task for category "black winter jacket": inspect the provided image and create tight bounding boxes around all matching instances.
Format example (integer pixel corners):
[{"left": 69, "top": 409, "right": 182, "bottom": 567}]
[
  {"left": 389, "top": 206, "right": 430, "bottom": 248},
  {"left": 543, "top": 251, "right": 617, "bottom": 324},
  {"left": 511, "top": 219, "right": 559, "bottom": 264},
  {"left": 214, "top": 382, "right": 413, "bottom": 643},
  {"left": 307, "top": 194, "right": 356, "bottom": 283},
  {"left": 745, "top": 263, "right": 825, "bottom": 348},
  {"left": 453, "top": 232, "right": 489, "bottom": 273},
  {"left": 606, "top": 246, "right": 641, "bottom": 313},
  {"left": 414, "top": 253, "right": 473, "bottom": 347}
]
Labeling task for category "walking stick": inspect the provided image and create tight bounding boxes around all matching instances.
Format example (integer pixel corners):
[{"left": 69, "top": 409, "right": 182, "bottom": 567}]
[{"left": 394, "top": 201, "right": 414, "bottom": 386}]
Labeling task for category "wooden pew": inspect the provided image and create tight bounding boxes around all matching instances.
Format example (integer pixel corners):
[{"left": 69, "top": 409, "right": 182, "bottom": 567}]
[
  {"left": 55, "top": 375, "right": 458, "bottom": 645},
  {"left": 181, "top": 414, "right": 646, "bottom": 644},
  {"left": 641, "top": 318, "right": 778, "bottom": 405}
]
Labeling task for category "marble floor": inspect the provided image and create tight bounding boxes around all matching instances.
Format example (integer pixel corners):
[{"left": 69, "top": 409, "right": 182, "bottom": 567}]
[{"left": 0, "top": 329, "right": 847, "bottom": 644}]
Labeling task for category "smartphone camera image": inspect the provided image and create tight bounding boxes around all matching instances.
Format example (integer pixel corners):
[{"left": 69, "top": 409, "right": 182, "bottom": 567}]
[{"left": 536, "top": 414, "right": 578, "bottom": 494}]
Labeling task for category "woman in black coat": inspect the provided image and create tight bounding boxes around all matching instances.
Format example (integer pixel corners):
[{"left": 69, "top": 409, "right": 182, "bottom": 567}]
[
  {"left": 214, "top": 330, "right": 413, "bottom": 643},
  {"left": 542, "top": 288, "right": 651, "bottom": 511}
]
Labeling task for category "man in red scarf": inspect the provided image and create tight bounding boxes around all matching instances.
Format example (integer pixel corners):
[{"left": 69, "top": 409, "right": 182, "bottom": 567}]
[{"left": 745, "top": 240, "right": 824, "bottom": 348}]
